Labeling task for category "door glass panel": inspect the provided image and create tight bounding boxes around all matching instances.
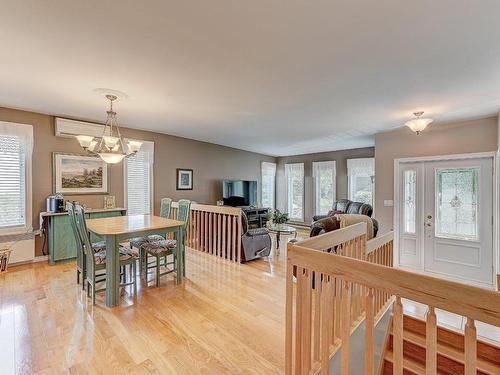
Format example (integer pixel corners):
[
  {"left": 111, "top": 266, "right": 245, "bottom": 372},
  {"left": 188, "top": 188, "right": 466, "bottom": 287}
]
[
  {"left": 404, "top": 170, "right": 417, "bottom": 234},
  {"left": 436, "top": 168, "right": 479, "bottom": 241}
]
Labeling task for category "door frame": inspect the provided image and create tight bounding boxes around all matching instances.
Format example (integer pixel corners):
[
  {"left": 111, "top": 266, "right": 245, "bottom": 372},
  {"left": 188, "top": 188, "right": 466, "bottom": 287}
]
[{"left": 393, "top": 151, "right": 497, "bottom": 289}]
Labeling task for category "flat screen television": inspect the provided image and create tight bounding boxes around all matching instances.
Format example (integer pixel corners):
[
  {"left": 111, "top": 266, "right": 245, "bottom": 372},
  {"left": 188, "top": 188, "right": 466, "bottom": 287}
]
[{"left": 222, "top": 180, "right": 257, "bottom": 206}]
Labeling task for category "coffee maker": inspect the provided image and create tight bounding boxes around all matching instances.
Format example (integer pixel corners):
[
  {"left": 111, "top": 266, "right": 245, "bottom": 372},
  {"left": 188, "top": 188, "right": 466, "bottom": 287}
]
[{"left": 46, "top": 194, "right": 65, "bottom": 213}]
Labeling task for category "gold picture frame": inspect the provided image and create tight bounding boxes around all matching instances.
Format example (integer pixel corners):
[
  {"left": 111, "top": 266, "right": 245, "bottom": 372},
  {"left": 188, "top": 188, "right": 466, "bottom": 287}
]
[{"left": 53, "top": 152, "right": 109, "bottom": 195}]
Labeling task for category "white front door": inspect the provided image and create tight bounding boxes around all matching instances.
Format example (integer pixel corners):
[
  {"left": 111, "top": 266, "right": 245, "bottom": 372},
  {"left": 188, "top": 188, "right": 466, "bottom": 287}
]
[{"left": 398, "top": 157, "right": 494, "bottom": 287}]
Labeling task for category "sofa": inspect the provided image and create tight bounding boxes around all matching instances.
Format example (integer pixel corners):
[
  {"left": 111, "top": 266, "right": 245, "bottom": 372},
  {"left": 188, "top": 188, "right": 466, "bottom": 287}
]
[
  {"left": 310, "top": 199, "right": 378, "bottom": 237},
  {"left": 312, "top": 198, "right": 373, "bottom": 223}
]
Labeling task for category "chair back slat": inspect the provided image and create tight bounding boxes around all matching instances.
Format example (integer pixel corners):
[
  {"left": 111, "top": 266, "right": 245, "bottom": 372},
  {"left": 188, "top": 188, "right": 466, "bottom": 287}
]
[
  {"left": 177, "top": 199, "right": 191, "bottom": 229},
  {"left": 74, "top": 204, "right": 96, "bottom": 275},
  {"left": 160, "top": 198, "right": 172, "bottom": 219}
]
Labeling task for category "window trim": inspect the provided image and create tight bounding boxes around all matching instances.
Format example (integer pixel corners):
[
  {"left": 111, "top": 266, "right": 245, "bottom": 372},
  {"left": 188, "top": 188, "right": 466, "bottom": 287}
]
[
  {"left": 123, "top": 139, "right": 154, "bottom": 215},
  {"left": 0, "top": 121, "right": 33, "bottom": 235},
  {"left": 285, "top": 162, "right": 305, "bottom": 222},
  {"left": 347, "top": 157, "right": 375, "bottom": 207},
  {"left": 312, "top": 160, "right": 336, "bottom": 216},
  {"left": 261, "top": 161, "right": 276, "bottom": 209}
]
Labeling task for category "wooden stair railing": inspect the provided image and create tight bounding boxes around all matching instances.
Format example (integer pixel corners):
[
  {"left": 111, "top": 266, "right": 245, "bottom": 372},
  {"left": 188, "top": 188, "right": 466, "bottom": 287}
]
[
  {"left": 286, "top": 223, "right": 394, "bottom": 374},
  {"left": 286, "top": 225, "right": 500, "bottom": 374},
  {"left": 171, "top": 202, "right": 242, "bottom": 262}
]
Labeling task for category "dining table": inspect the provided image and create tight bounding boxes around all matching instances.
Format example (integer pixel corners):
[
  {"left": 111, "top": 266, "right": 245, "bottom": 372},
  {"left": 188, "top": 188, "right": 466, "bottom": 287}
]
[{"left": 86, "top": 214, "right": 186, "bottom": 307}]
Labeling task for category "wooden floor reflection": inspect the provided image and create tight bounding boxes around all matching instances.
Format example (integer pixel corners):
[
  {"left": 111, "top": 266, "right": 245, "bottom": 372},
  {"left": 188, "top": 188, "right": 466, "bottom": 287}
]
[{"left": 0, "top": 248, "right": 286, "bottom": 374}]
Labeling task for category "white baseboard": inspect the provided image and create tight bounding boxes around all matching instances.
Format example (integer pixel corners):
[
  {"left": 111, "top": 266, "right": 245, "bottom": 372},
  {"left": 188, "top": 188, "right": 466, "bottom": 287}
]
[
  {"left": 9, "top": 255, "right": 48, "bottom": 267},
  {"left": 34, "top": 255, "right": 48, "bottom": 263}
]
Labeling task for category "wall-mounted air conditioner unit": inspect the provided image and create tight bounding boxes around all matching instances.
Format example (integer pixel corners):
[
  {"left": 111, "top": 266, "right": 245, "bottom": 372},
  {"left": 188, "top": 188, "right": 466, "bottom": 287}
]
[{"left": 55, "top": 117, "right": 104, "bottom": 138}]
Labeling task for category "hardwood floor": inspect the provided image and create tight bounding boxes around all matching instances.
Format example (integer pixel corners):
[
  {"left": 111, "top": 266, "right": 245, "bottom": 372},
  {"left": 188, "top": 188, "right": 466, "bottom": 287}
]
[{"left": 0, "top": 248, "right": 287, "bottom": 374}]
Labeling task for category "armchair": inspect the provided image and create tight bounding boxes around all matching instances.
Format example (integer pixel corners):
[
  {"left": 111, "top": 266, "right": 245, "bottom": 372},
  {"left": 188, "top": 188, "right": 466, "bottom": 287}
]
[{"left": 240, "top": 212, "right": 272, "bottom": 262}]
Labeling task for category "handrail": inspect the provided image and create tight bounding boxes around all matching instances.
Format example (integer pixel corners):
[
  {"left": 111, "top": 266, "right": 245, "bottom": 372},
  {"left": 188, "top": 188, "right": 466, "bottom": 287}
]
[
  {"left": 290, "top": 245, "right": 500, "bottom": 327},
  {"left": 295, "top": 223, "right": 367, "bottom": 251},
  {"left": 366, "top": 231, "right": 394, "bottom": 255},
  {"left": 171, "top": 202, "right": 242, "bottom": 262},
  {"left": 171, "top": 201, "right": 241, "bottom": 216}
]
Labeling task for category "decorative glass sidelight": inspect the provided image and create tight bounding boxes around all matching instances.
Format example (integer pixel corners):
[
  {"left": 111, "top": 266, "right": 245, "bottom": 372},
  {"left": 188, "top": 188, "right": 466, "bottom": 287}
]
[
  {"left": 403, "top": 170, "right": 417, "bottom": 234},
  {"left": 436, "top": 168, "right": 479, "bottom": 241}
]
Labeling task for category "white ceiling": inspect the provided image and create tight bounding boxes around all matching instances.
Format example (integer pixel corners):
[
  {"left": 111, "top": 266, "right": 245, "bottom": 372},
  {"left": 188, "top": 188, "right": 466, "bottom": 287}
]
[{"left": 1, "top": 1, "right": 500, "bottom": 156}]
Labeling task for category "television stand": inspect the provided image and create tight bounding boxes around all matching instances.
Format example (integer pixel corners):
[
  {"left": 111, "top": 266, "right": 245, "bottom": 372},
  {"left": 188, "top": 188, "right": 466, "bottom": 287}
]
[{"left": 240, "top": 207, "right": 269, "bottom": 229}]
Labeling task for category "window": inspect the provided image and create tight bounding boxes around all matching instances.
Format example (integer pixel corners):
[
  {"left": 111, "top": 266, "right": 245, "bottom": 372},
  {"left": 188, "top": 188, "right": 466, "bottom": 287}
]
[
  {"left": 261, "top": 162, "right": 276, "bottom": 208},
  {"left": 0, "top": 122, "right": 33, "bottom": 234},
  {"left": 403, "top": 170, "right": 417, "bottom": 234},
  {"left": 285, "top": 163, "right": 304, "bottom": 221},
  {"left": 124, "top": 140, "right": 154, "bottom": 215},
  {"left": 436, "top": 167, "right": 479, "bottom": 241},
  {"left": 313, "top": 161, "right": 336, "bottom": 215},
  {"left": 347, "top": 158, "right": 375, "bottom": 206}
]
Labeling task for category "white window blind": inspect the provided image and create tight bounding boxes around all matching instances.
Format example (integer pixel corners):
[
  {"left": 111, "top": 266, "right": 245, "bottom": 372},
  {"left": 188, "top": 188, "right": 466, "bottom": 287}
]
[
  {"left": 313, "top": 161, "right": 336, "bottom": 215},
  {"left": 0, "top": 122, "right": 33, "bottom": 234},
  {"left": 124, "top": 140, "right": 154, "bottom": 215},
  {"left": 347, "top": 158, "right": 375, "bottom": 206},
  {"left": 261, "top": 162, "right": 276, "bottom": 208},
  {"left": 285, "top": 163, "right": 304, "bottom": 221}
]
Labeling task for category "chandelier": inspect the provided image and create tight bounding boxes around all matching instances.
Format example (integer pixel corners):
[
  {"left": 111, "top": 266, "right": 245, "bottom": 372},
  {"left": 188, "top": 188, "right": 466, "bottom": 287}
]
[
  {"left": 75, "top": 94, "right": 142, "bottom": 163},
  {"left": 405, "top": 111, "right": 433, "bottom": 135}
]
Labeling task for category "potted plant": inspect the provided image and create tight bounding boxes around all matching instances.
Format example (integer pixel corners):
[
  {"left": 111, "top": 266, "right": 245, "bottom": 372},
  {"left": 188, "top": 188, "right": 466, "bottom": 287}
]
[{"left": 268, "top": 209, "right": 289, "bottom": 229}]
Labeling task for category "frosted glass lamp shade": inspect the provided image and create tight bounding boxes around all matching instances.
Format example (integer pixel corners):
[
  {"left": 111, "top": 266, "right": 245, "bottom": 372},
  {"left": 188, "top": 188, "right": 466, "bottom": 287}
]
[
  {"left": 75, "top": 135, "right": 94, "bottom": 148},
  {"left": 127, "top": 140, "right": 143, "bottom": 153},
  {"left": 88, "top": 140, "right": 98, "bottom": 152},
  {"left": 405, "top": 118, "right": 433, "bottom": 134},
  {"left": 98, "top": 152, "right": 126, "bottom": 164},
  {"left": 102, "top": 135, "right": 119, "bottom": 148}
]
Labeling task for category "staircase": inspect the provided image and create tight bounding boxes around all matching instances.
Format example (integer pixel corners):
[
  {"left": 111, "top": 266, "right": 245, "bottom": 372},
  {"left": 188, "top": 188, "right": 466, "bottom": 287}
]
[{"left": 381, "top": 315, "right": 500, "bottom": 375}]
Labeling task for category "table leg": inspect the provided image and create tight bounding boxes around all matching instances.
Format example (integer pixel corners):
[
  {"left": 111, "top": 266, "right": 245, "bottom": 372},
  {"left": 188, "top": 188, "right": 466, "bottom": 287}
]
[
  {"left": 276, "top": 232, "right": 281, "bottom": 250},
  {"left": 105, "top": 234, "right": 120, "bottom": 307},
  {"left": 181, "top": 229, "right": 186, "bottom": 277},
  {"left": 175, "top": 227, "right": 183, "bottom": 284}
]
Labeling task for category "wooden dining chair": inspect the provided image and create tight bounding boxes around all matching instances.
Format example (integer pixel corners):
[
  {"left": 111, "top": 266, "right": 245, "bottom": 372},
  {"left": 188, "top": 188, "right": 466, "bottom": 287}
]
[
  {"left": 129, "top": 198, "right": 172, "bottom": 271},
  {"left": 140, "top": 199, "right": 191, "bottom": 287},
  {"left": 74, "top": 204, "right": 139, "bottom": 304},
  {"left": 68, "top": 203, "right": 127, "bottom": 289}
]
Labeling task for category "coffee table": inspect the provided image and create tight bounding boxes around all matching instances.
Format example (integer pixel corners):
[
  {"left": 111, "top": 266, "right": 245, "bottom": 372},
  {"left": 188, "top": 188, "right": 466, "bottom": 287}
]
[{"left": 267, "top": 224, "right": 297, "bottom": 252}]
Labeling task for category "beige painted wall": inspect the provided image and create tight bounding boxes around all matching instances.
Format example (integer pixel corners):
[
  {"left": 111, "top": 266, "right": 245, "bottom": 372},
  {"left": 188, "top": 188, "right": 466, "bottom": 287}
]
[
  {"left": 0, "top": 107, "right": 275, "bottom": 256},
  {"left": 375, "top": 116, "right": 498, "bottom": 233},
  {"left": 276, "top": 147, "right": 375, "bottom": 224}
]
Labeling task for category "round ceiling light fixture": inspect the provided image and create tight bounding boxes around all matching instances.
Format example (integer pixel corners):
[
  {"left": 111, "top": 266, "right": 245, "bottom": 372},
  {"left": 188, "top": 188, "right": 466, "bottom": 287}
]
[{"left": 405, "top": 111, "right": 433, "bottom": 135}]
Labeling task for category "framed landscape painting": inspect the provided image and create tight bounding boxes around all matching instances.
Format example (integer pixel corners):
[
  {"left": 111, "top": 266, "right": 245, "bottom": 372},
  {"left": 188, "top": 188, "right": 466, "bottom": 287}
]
[{"left": 53, "top": 153, "right": 109, "bottom": 194}]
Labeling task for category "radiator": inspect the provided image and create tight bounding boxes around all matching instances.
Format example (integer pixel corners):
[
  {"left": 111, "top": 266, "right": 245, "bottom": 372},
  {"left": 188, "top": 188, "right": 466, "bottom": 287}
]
[{"left": 0, "top": 232, "right": 35, "bottom": 264}]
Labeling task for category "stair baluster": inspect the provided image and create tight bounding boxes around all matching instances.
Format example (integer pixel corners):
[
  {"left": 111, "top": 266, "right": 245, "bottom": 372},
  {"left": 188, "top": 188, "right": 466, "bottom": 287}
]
[
  {"left": 393, "top": 296, "right": 404, "bottom": 375},
  {"left": 464, "top": 317, "right": 477, "bottom": 375},
  {"left": 425, "top": 306, "right": 437, "bottom": 375}
]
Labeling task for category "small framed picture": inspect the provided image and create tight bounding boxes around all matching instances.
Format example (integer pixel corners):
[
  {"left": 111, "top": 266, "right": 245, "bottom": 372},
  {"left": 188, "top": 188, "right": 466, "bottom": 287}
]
[
  {"left": 176, "top": 168, "right": 193, "bottom": 190},
  {"left": 104, "top": 195, "right": 116, "bottom": 209}
]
